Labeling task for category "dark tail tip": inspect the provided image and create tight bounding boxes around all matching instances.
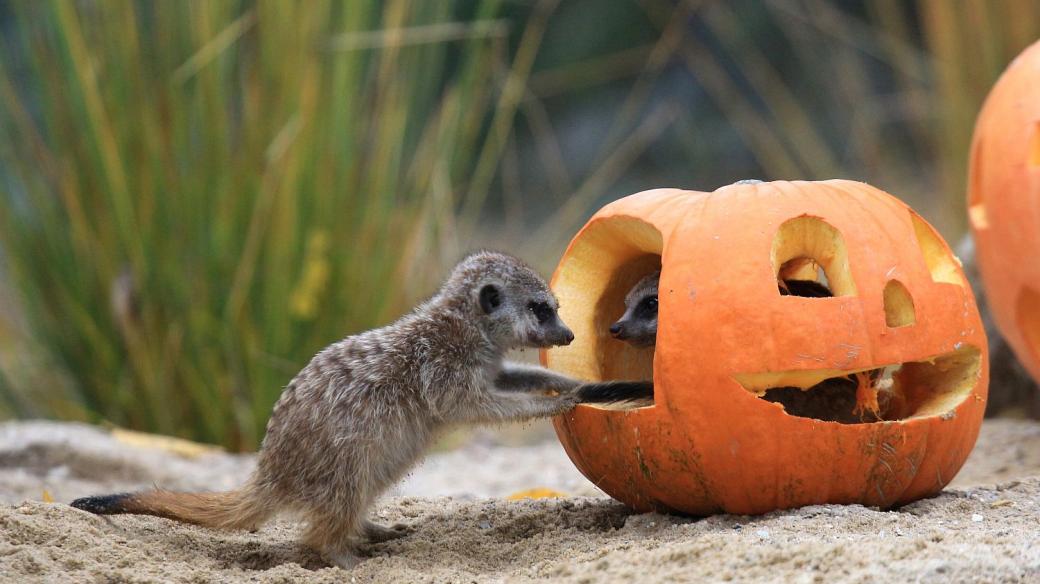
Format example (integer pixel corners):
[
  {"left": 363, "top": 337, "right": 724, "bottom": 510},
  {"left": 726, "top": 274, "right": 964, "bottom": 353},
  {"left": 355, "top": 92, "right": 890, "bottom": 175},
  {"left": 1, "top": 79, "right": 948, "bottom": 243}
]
[
  {"left": 576, "top": 381, "right": 654, "bottom": 404},
  {"left": 70, "top": 493, "right": 134, "bottom": 515}
]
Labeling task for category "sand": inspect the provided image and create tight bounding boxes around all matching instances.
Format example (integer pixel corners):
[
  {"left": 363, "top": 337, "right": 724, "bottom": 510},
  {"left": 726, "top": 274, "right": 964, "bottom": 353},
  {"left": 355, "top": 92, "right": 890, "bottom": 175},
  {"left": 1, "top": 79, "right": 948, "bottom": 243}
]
[{"left": 1, "top": 418, "right": 1039, "bottom": 582}]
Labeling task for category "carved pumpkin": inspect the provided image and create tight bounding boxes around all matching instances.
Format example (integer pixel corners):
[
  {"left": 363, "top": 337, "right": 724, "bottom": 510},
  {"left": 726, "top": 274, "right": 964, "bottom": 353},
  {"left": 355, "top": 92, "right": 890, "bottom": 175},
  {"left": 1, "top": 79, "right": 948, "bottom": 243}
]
[
  {"left": 544, "top": 180, "right": 987, "bottom": 515},
  {"left": 968, "top": 39, "right": 1040, "bottom": 384}
]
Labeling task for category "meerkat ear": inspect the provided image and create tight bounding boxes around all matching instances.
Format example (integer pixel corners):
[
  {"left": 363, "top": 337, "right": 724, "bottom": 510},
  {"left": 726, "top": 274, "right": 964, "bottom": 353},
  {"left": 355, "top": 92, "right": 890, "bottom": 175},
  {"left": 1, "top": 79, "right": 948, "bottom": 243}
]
[{"left": 479, "top": 284, "right": 502, "bottom": 314}]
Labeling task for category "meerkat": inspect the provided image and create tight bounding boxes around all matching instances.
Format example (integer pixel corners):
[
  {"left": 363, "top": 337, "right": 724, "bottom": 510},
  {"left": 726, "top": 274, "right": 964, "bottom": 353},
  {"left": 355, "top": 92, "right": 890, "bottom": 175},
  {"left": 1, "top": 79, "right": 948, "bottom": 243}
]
[
  {"left": 609, "top": 270, "right": 884, "bottom": 423},
  {"left": 608, "top": 271, "right": 661, "bottom": 348},
  {"left": 71, "top": 251, "right": 650, "bottom": 567}
]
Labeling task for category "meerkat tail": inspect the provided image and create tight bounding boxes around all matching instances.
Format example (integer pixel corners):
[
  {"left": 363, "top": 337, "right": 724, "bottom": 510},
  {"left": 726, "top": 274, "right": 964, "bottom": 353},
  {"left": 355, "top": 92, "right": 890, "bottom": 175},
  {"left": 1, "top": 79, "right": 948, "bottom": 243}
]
[
  {"left": 70, "top": 484, "right": 271, "bottom": 530},
  {"left": 575, "top": 380, "right": 654, "bottom": 405}
]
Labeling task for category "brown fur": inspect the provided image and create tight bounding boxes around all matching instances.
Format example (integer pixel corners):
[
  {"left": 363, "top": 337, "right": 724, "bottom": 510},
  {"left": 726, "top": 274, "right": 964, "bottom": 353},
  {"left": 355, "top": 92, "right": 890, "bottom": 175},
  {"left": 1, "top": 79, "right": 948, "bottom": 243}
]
[{"left": 120, "top": 489, "right": 268, "bottom": 529}]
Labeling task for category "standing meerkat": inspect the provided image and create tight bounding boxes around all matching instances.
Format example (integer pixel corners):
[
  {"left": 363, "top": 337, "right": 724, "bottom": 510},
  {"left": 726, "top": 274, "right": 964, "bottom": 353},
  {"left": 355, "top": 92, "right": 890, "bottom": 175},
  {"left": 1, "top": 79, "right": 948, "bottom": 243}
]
[{"left": 71, "top": 251, "right": 649, "bottom": 567}]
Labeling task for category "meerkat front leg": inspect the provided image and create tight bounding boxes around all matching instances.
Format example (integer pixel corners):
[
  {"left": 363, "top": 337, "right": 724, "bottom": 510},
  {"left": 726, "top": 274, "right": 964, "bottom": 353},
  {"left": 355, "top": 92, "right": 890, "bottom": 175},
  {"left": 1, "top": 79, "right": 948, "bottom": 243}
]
[
  {"left": 495, "top": 361, "right": 654, "bottom": 405},
  {"left": 495, "top": 361, "right": 583, "bottom": 392},
  {"left": 459, "top": 390, "right": 579, "bottom": 425}
]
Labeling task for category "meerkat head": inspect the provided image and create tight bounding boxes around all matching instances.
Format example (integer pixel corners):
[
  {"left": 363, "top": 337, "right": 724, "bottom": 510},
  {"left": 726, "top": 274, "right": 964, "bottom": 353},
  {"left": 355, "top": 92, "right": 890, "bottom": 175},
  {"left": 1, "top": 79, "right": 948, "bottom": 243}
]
[
  {"left": 442, "top": 251, "right": 574, "bottom": 349},
  {"left": 610, "top": 271, "right": 659, "bottom": 348}
]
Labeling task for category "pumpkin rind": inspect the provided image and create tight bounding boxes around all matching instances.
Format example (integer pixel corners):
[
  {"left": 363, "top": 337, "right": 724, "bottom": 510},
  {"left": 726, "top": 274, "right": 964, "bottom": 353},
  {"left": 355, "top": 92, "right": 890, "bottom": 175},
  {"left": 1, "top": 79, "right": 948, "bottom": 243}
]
[
  {"left": 544, "top": 180, "right": 988, "bottom": 515},
  {"left": 968, "top": 40, "right": 1040, "bottom": 383}
]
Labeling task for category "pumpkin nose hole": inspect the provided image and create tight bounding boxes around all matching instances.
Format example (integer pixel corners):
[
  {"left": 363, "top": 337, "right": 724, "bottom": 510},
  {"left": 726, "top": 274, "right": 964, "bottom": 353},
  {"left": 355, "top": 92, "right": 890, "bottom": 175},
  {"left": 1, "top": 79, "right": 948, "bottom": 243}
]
[{"left": 883, "top": 279, "right": 916, "bottom": 327}]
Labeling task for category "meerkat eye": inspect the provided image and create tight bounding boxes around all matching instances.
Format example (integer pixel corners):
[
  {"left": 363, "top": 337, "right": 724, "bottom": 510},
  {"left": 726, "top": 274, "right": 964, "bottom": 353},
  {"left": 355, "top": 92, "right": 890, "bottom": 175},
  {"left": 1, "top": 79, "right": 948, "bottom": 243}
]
[
  {"left": 527, "top": 301, "right": 554, "bottom": 324},
  {"left": 479, "top": 285, "right": 502, "bottom": 314},
  {"left": 635, "top": 295, "right": 658, "bottom": 319}
]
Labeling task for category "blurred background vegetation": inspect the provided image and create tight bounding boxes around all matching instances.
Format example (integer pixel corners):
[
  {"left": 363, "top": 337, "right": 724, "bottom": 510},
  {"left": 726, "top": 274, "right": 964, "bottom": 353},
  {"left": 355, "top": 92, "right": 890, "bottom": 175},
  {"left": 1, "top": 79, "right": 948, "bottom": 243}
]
[{"left": 0, "top": 0, "right": 1036, "bottom": 450}]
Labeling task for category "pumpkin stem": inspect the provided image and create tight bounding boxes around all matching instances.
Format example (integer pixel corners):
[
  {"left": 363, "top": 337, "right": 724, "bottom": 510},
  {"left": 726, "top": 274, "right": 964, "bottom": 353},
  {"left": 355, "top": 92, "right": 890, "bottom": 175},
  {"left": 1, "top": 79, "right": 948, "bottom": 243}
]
[{"left": 851, "top": 370, "right": 881, "bottom": 421}]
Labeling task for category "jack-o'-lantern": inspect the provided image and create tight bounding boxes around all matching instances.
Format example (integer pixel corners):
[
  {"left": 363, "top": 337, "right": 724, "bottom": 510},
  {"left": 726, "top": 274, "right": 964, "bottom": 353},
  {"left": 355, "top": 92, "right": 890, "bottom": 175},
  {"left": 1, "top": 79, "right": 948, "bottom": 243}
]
[
  {"left": 968, "top": 39, "right": 1040, "bottom": 384},
  {"left": 543, "top": 180, "right": 987, "bottom": 515}
]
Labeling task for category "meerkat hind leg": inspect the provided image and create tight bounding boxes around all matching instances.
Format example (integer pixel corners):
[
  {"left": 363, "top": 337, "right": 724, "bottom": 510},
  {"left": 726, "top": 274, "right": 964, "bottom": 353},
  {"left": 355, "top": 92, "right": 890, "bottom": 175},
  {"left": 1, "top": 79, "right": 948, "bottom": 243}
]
[
  {"left": 328, "top": 551, "right": 363, "bottom": 569},
  {"left": 362, "top": 519, "right": 412, "bottom": 543},
  {"left": 301, "top": 511, "right": 364, "bottom": 568}
]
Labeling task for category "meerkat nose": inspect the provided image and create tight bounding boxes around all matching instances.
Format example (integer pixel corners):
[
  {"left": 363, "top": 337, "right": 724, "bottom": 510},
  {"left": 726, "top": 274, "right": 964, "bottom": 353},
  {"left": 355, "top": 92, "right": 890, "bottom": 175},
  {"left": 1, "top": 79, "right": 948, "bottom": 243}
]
[{"left": 609, "top": 323, "right": 622, "bottom": 337}]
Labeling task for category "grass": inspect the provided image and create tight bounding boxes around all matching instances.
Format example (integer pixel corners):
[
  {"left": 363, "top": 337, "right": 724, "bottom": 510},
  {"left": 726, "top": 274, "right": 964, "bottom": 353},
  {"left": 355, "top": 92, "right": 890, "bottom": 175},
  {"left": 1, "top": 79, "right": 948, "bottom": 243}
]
[
  {"left": 618, "top": 0, "right": 1040, "bottom": 236},
  {"left": 0, "top": 0, "right": 525, "bottom": 449},
  {"left": 0, "top": 0, "right": 1036, "bottom": 449}
]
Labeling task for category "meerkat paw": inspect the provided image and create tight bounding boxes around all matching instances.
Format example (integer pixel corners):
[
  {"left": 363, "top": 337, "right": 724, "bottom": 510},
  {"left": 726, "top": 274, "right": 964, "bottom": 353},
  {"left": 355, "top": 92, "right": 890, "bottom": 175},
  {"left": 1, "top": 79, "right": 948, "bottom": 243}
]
[
  {"left": 540, "top": 393, "right": 581, "bottom": 417},
  {"left": 363, "top": 520, "right": 412, "bottom": 543},
  {"left": 560, "top": 392, "right": 582, "bottom": 408}
]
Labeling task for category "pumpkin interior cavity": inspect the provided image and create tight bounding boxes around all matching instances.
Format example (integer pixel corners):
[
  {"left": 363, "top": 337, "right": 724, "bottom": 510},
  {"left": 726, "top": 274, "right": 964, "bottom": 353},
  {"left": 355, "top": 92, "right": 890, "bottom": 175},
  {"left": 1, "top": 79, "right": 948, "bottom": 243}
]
[
  {"left": 772, "top": 216, "right": 854, "bottom": 297},
  {"left": 1015, "top": 287, "right": 1040, "bottom": 366},
  {"left": 735, "top": 346, "right": 980, "bottom": 423},
  {"left": 883, "top": 279, "right": 916, "bottom": 327},
  {"left": 549, "top": 216, "right": 661, "bottom": 410},
  {"left": 911, "top": 213, "right": 964, "bottom": 287}
]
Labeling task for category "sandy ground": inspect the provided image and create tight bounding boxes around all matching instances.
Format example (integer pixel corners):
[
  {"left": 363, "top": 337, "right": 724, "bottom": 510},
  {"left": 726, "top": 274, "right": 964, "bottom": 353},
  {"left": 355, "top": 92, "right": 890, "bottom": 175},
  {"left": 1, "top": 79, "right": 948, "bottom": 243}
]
[{"left": 1, "top": 419, "right": 1038, "bottom": 582}]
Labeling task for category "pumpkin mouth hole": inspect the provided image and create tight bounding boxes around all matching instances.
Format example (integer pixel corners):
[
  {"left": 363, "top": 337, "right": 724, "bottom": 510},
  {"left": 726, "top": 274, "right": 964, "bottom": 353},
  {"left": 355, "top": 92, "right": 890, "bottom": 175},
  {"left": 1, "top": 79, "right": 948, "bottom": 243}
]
[{"left": 736, "top": 346, "right": 980, "bottom": 423}]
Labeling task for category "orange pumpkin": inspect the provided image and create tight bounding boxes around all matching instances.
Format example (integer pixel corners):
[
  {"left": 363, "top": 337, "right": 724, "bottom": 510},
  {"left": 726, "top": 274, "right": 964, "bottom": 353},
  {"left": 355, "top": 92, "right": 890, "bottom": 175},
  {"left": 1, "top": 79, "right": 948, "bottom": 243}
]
[
  {"left": 543, "top": 180, "right": 987, "bottom": 515},
  {"left": 968, "top": 39, "right": 1040, "bottom": 384}
]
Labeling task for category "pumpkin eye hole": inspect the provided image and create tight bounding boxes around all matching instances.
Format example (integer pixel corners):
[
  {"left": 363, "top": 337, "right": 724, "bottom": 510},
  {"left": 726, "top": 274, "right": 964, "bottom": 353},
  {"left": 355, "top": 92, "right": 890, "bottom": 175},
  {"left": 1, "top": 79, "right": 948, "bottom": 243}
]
[
  {"left": 883, "top": 279, "right": 916, "bottom": 328},
  {"left": 772, "top": 216, "right": 854, "bottom": 297},
  {"left": 777, "top": 260, "right": 833, "bottom": 297},
  {"left": 910, "top": 212, "right": 965, "bottom": 287}
]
